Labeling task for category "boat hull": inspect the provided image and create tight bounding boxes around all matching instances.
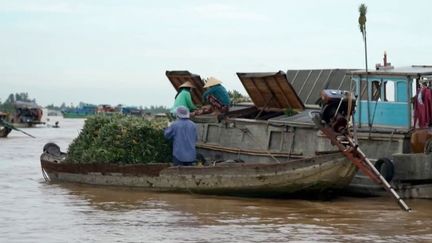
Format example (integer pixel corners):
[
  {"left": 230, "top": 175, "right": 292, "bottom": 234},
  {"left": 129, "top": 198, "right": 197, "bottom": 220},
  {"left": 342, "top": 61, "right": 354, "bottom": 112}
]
[
  {"left": 0, "top": 126, "right": 12, "bottom": 137},
  {"left": 346, "top": 153, "right": 432, "bottom": 199},
  {"left": 41, "top": 153, "right": 356, "bottom": 196}
]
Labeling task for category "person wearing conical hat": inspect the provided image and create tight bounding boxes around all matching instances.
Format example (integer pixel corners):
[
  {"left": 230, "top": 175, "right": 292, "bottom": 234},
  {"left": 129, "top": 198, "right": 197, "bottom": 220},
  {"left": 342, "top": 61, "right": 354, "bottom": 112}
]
[
  {"left": 202, "top": 77, "right": 230, "bottom": 114},
  {"left": 171, "top": 81, "right": 197, "bottom": 115}
]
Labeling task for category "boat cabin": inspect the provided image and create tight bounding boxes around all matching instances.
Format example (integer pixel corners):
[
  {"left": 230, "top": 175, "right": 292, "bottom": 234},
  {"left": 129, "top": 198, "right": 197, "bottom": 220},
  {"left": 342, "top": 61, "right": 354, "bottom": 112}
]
[{"left": 351, "top": 65, "right": 432, "bottom": 130}]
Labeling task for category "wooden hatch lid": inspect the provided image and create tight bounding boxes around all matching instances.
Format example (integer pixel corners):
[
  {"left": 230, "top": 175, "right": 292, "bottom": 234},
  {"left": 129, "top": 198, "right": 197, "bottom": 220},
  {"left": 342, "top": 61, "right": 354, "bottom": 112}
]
[
  {"left": 166, "top": 70, "right": 205, "bottom": 106},
  {"left": 236, "top": 71, "right": 305, "bottom": 110}
]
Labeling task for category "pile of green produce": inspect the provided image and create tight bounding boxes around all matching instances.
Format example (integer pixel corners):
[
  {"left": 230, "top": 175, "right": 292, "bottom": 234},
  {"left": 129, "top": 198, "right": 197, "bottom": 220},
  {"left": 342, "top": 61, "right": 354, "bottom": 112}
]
[{"left": 66, "top": 115, "right": 172, "bottom": 164}]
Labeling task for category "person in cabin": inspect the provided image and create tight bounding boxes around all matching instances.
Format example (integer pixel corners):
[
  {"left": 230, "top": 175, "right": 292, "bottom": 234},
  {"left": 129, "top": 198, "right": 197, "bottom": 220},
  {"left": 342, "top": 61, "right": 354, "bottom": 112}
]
[
  {"left": 202, "top": 77, "right": 231, "bottom": 115},
  {"left": 171, "top": 81, "right": 197, "bottom": 116},
  {"left": 413, "top": 79, "right": 432, "bottom": 128},
  {"left": 164, "top": 106, "right": 197, "bottom": 166}
]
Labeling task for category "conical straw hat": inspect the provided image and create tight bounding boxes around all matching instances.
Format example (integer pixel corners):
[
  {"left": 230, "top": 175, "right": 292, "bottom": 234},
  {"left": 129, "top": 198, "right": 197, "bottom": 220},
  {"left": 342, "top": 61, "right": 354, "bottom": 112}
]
[
  {"left": 179, "top": 81, "right": 195, "bottom": 88},
  {"left": 204, "top": 77, "right": 222, "bottom": 88}
]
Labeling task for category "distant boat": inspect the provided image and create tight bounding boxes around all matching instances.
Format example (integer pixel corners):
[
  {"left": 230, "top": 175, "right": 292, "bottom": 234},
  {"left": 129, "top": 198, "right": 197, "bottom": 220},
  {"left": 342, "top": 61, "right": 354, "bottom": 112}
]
[
  {"left": 47, "top": 110, "right": 62, "bottom": 116},
  {"left": 120, "top": 106, "right": 144, "bottom": 116},
  {"left": 10, "top": 101, "right": 44, "bottom": 127},
  {"left": 62, "top": 103, "right": 97, "bottom": 118},
  {"left": 0, "top": 112, "right": 12, "bottom": 138}
]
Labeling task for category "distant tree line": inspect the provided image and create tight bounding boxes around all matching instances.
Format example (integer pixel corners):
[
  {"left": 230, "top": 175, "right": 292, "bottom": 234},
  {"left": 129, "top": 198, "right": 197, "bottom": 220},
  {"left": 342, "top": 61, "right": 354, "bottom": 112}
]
[
  {"left": 46, "top": 102, "right": 170, "bottom": 114},
  {"left": 228, "top": 90, "right": 251, "bottom": 104},
  {"left": 141, "top": 105, "right": 169, "bottom": 114},
  {"left": 0, "top": 92, "right": 194, "bottom": 115}
]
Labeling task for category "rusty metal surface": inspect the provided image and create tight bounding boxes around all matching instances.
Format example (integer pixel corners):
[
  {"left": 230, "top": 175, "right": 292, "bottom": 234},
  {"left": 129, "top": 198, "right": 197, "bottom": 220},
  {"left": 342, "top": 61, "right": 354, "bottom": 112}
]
[
  {"left": 166, "top": 70, "right": 205, "bottom": 106},
  {"left": 287, "top": 69, "right": 356, "bottom": 105},
  {"left": 236, "top": 71, "right": 305, "bottom": 110}
]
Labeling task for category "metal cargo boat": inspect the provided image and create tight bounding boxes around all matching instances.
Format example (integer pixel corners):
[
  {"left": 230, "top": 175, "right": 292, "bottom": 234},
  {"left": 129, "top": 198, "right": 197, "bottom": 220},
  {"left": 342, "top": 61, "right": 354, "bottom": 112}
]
[
  {"left": 62, "top": 103, "right": 97, "bottom": 118},
  {"left": 343, "top": 63, "right": 432, "bottom": 199}
]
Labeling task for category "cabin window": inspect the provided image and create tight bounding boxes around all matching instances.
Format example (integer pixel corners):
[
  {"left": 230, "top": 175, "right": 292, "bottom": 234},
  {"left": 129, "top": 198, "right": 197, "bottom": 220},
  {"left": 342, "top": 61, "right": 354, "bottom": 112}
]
[
  {"left": 371, "top": 80, "right": 381, "bottom": 101},
  {"left": 384, "top": 80, "right": 395, "bottom": 102},
  {"left": 397, "top": 81, "right": 408, "bottom": 102},
  {"left": 360, "top": 79, "right": 368, "bottom": 100}
]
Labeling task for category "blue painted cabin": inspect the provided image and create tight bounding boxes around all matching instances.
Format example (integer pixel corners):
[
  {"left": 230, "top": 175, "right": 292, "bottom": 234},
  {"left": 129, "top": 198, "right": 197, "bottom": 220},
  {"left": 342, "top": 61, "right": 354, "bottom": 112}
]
[{"left": 351, "top": 66, "right": 432, "bottom": 129}]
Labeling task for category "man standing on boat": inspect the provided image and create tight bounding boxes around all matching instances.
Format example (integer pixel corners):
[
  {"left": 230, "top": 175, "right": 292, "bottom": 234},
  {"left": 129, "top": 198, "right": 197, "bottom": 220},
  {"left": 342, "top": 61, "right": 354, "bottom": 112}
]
[{"left": 164, "top": 106, "right": 197, "bottom": 166}]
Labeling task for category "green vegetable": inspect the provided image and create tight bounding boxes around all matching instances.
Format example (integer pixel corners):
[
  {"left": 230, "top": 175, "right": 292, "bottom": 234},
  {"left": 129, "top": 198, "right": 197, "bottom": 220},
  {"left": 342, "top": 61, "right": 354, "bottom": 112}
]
[{"left": 66, "top": 115, "right": 172, "bottom": 164}]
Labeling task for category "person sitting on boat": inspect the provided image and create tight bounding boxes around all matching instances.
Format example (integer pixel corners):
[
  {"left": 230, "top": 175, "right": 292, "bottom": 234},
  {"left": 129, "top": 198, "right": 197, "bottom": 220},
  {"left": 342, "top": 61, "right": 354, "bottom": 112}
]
[
  {"left": 201, "top": 77, "right": 230, "bottom": 115},
  {"left": 170, "top": 81, "right": 197, "bottom": 117},
  {"left": 413, "top": 79, "right": 432, "bottom": 128},
  {"left": 164, "top": 106, "right": 197, "bottom": 166}
]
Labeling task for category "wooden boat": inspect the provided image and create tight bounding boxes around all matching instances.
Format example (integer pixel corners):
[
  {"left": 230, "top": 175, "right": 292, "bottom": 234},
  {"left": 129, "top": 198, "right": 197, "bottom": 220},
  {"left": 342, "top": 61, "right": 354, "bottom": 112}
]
[
  {"left": 0, "top": 112, "right": 12, "bottom": 138},
  {"left": 40, "top": 147, "right": 356, "bottom": 196},
  {"left": 10, "top": 101, "right": 44, "bottom": 127},
  {"left": 0, "top": 125, "right": 12, "bottom": 138}
]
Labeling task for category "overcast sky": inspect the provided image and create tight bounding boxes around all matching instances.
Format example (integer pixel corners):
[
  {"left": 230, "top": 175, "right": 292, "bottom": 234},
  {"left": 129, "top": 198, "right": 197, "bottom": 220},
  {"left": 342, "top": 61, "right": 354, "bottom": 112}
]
[{"left": 1, "top": 0, "right": 431, "bottom": 107}]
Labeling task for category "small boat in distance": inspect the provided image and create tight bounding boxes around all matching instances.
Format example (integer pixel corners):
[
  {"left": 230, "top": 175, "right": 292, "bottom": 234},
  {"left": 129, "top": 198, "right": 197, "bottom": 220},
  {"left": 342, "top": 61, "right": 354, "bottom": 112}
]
[
  {"left": 10, "top": 101, "right": 44, "bottom": 127},
  {"left": 62, "top": 103, "right": 97, "bottom": 118},
  {"left": 0, "top": 112, "right": 12, "bottom": 137}
]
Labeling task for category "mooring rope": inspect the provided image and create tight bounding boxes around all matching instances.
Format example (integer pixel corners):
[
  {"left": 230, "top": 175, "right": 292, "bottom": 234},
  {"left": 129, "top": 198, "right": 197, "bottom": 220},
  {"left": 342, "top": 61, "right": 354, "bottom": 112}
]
[
  {"left": 239, "top": 127, "right": 281, "bottom": 163},
  {"left": 41, "top": 167, "right": 50, "bottom": 182}
]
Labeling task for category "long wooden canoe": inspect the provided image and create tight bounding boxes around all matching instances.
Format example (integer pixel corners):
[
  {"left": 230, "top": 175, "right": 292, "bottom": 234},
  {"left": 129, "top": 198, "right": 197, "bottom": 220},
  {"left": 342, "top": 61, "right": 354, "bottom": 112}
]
[{"left": 41, "top": 152, "right": 356, "bottom": 196}]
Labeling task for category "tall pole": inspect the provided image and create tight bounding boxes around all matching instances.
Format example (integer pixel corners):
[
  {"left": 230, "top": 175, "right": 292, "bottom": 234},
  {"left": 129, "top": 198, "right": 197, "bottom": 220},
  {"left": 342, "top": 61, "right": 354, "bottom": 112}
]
[{"left": 358, "top": 4, "right": 370, "bottom": 131}]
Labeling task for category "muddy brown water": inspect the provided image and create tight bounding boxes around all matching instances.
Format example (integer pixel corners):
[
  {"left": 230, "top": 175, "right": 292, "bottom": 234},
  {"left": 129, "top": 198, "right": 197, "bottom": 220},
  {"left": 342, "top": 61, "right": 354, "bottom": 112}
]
[{"left": 1, "top": 118, "right": 432, "bottom": 242}]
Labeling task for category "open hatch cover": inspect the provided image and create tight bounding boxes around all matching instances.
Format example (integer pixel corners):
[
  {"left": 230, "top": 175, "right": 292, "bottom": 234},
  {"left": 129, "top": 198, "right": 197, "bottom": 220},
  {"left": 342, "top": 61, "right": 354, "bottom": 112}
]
[
  {"left": 237, "top": 71, "right": 305, "bottom": 111},
  {"left": 166, "top": 70, "right": 205, "bottom": 106}
]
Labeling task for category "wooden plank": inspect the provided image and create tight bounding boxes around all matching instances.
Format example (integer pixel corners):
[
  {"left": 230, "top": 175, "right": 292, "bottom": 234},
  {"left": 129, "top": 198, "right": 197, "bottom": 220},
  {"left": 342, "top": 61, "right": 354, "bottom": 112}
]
[{"left": 242, "top": 77, "right": 266, "bottom": 106}]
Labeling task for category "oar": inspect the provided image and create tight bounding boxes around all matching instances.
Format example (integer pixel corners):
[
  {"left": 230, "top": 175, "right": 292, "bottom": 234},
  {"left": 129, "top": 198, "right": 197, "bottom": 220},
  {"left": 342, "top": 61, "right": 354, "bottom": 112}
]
[{"left": 0, "top": 119, "right": 36, "bottom": 138}]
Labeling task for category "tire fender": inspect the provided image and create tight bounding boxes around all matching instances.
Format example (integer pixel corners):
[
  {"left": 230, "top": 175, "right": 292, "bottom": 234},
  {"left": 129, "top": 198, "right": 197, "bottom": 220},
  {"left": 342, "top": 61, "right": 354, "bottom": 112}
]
[
  {"left": 424, "top": 138, "right": 432, "bottom": 154},
  {"left": 374, "top": 157, "right": 395, "bottom": 182},
  {"left": 43, "top": 143, "right": 61, "bottom": 156}
]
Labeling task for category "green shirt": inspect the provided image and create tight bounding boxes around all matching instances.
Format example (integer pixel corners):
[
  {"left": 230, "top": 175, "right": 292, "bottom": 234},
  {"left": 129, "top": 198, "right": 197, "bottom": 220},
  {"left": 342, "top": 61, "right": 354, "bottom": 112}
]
[{"left": 171, "top": 89, "right": 196, "bottom": 114}]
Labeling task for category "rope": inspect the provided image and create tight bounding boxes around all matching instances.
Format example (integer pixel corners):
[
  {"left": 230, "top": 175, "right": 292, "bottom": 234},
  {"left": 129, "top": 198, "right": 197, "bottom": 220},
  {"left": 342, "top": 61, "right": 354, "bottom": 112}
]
[
  {"left": 41, "top": 167, "right": 50, "bottom": 182},
  {"left": 385, "top": 129, "right": 396, "bottom": 153},
  {"left": 288, "top": 127, "right": 296, "bottom": 159},
  {"left": 370, "top": 79, "right": 383, "bottom": 130},
  {"left": 240, "top": 127, "right": 281, "bottom": 163},
  {"left": 332, "top": 96, "right": 345, "bottom": 120},
  {"left": 346, "top": 92, "right": 353, "bottom": 136}
]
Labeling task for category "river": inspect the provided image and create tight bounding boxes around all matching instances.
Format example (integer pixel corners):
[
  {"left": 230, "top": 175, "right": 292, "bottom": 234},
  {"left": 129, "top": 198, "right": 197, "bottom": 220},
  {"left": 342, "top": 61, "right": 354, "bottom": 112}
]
[{"left": 1, "top": 118, "right": 432, "bottom": 242}]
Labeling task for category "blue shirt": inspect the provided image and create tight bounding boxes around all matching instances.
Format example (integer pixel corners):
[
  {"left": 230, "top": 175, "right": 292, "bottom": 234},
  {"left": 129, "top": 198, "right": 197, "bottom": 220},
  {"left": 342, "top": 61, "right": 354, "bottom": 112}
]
[
  {"left": 164, "top": 118, "right": 197, "bottom": 162},
  {"left": 203, "top": 84, "right": 231, "bottom": 106}
]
